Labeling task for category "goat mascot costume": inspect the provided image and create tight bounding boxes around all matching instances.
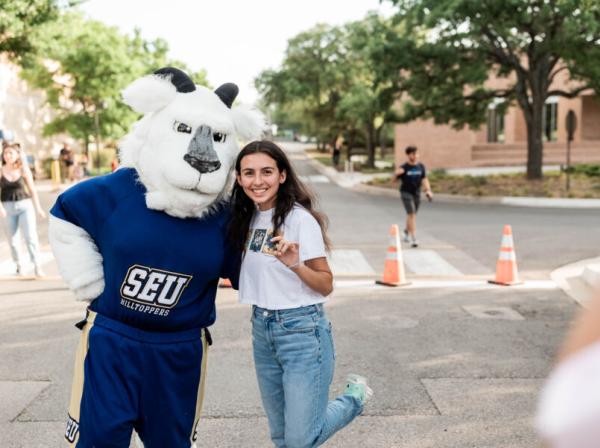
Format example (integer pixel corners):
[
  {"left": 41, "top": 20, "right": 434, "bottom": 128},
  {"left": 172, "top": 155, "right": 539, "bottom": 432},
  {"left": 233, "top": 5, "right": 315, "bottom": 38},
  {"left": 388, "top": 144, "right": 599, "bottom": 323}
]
[{"left": 49, "top": 67, "right": 264, "bottom": 447}]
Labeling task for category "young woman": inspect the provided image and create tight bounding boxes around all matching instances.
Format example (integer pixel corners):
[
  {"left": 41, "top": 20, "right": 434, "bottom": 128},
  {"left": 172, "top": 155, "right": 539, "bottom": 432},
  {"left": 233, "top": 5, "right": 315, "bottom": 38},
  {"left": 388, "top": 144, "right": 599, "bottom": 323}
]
[
  {"left": 0, "top": 143, "right": 46, "bottom": 276},
  {"left": 229, "top": 140, "right": 372, "bottom": 448}
]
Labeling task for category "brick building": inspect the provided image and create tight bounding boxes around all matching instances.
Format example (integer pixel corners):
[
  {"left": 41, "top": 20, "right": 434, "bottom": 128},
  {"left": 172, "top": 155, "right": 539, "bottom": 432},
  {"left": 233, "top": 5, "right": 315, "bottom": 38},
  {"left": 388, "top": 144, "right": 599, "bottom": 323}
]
[{"left": 394, "top": 70, "right": 600, "bottom": 170}]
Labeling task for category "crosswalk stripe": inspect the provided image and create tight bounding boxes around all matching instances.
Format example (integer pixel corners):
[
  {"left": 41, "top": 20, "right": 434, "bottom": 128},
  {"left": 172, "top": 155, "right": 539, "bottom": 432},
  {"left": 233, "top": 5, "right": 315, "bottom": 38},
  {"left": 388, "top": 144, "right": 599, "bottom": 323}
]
[
  {"left": 403, "top": 249, "right": 463, "bottom": 276},
  {"left": 328, "top": 249, "right": 375, "bottom": 276}
]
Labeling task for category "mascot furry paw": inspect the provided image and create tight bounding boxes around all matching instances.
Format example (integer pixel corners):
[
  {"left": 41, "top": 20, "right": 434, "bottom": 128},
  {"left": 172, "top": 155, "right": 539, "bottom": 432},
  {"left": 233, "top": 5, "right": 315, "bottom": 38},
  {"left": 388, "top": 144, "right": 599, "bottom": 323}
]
[{"left": 49, "top": 67, "right": 264, "bottom": 447}]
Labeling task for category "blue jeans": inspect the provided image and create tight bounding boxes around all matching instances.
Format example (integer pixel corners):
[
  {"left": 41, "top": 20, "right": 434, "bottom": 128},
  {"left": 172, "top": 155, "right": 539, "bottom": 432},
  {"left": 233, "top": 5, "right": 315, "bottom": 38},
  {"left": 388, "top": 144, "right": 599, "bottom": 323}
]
[
  {"left": 2, "top": 199, "right": 40, "bottom": 267},
  {"left": 252, "top": 304, "right": 363, "bottom": 448}
]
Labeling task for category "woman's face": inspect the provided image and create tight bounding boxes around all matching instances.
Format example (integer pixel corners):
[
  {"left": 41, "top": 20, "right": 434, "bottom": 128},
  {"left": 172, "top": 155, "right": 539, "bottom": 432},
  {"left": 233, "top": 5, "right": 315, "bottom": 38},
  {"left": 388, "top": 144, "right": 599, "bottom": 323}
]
[
  {"left": 237, "top": 152, "right": 286, "bottom": 211},
  {"left": 2, "top": 147, "right": 19, "bottom": 165}
]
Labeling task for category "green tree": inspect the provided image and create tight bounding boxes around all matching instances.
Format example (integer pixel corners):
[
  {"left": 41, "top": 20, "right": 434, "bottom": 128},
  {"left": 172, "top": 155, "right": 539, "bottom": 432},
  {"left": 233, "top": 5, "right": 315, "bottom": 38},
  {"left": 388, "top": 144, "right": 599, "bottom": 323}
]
[
  {"left": 20, "top": 12, "right": 209, "bottom": 155},
  {"left": 337, "top": 13, "right": 400, "bottom": 167},
  {"left": 256, "top": 24, "right": 353, "bottom": 149},
  {"left": 0, "top": 0, "right": 77, "bottom": 58},
  {"left": 384, "top": 0, "right": 600, "bottom": 179}
]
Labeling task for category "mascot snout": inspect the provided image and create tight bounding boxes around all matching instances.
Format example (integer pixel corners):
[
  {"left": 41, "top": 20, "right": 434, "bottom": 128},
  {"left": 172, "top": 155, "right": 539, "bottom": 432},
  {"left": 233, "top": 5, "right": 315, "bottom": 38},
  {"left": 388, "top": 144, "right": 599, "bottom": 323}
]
[{"left": 184, "top": 125, "right": 221, "bottom": 173}]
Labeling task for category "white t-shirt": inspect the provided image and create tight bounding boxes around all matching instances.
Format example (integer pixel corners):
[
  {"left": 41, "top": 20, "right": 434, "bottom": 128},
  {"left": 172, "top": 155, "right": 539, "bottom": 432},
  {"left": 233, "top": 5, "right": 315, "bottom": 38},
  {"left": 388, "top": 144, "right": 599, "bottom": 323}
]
[{"left": 239, "top": 204, "right": 328, "bottom": 310}]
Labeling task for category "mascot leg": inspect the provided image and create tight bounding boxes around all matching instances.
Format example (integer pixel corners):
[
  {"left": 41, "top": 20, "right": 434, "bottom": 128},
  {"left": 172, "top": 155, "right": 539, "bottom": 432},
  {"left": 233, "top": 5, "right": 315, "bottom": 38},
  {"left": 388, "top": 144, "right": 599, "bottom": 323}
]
[{"left": 132, "top": 329, "right": 210, "bottom": 448}]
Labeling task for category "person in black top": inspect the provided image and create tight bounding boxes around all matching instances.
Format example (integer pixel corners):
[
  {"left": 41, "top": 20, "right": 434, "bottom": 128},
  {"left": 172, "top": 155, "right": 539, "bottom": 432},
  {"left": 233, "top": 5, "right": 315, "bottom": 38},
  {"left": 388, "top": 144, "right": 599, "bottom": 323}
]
[
  {"left": 395, "top": 146, "right": 432, "bottom": 247},
  {"left": 0, "top": 143, "right": 46, "bottom": 276}
]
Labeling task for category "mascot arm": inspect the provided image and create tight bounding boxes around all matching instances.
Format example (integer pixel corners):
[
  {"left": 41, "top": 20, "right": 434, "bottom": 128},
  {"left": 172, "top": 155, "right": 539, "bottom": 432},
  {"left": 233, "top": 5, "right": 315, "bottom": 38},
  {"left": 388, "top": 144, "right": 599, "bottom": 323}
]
[{"left": 49, "top": 215, "right": 105, "bottom": 301}]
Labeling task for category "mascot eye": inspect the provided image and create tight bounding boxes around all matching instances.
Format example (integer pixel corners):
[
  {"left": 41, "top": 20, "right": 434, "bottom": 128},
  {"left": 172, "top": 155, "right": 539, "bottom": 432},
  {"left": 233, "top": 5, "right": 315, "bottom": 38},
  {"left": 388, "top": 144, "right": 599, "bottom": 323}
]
[
  {"left": 173, "top": 121, "right": 192, "bottom": 134},
  {"left": 213, "top": 132, "right": 226, "bottom": 143}
]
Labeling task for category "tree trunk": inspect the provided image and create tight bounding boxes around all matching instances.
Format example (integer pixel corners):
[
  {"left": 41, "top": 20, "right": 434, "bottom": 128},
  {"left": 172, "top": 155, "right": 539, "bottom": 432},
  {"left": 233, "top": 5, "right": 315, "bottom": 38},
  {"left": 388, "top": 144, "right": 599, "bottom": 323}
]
[
  {"left": 525, "top": 114, "right": 544, "bottom": 180},
  {"left": 94, "top": 111, "right": 102, "bottom": 175},
  {"left": 525, "top": 77, "right": 546, "bottom": 180},
  {"left": 346, "top": 130, "right": 356, "bottom": 162},
  {"left": 365, "top": 123, "right": 376, "bottom": 168},
  {"left": 377, "top": 124, "right": 385, "bottom": 159}
]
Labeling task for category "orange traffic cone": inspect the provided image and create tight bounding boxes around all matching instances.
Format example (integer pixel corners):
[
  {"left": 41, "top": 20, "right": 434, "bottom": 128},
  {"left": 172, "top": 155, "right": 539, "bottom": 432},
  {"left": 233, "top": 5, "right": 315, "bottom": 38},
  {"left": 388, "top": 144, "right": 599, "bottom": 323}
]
[
  {"left": 489, "top": 225, "right": 522, "bottom": 286},
  {"left": 376, "top": 224, "right": 410, "bottom": 287},
  {"left": 219, "top": 278, "right": 232, "bottom": 288}
]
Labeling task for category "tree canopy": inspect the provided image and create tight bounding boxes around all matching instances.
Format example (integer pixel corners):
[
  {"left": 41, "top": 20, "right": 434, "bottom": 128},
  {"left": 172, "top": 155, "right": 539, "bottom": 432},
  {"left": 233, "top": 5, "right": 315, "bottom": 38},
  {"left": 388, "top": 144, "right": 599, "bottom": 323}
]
[
  {"left": 19, "top": 11, "right": 208, "bottom": 151},
  {"left": 383, "top": 0, "right": 600, "bottom": 179},
  {"left": 0, "top": 0, "right": 78, "bottom": 58},
  {"left": 256, "top": 15, "right": 400, "bottom": 167}
]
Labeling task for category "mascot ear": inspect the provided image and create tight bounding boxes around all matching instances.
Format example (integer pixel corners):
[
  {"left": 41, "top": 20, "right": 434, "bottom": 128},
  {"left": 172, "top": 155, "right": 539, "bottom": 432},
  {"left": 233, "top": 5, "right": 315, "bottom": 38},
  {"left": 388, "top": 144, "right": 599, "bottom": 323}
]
[
  {"left": 122, "top": 67, "right": 196, "bottom": 114},
  {"left": 215, "top": 83, "right": 238, "bottom": 108},
  {"left": 232, "top": 105, "right": 266, "bottom": 141}
]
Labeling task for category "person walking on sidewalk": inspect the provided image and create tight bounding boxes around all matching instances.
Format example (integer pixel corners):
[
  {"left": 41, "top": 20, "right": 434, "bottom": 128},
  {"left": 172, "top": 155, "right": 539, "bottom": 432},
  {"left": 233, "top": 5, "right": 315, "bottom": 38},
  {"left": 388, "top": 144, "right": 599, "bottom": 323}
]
[
  {"left": 229, "top": 140, "right": 373, "bottom": 448},
  {"left": 0, "top": 143, "right": 46, "bottom": 276},
  {"left": 395, "top": 145, "right": 432, "bottom": 248}
]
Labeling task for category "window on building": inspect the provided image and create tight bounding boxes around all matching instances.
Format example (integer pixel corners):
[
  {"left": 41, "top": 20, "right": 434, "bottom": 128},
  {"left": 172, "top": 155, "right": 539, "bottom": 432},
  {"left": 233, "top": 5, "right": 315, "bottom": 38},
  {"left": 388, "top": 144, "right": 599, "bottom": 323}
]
[
  {"left": 487, "top": 107, "right": 505, "bottom": 143},
  {"left": 543, "top": 97, "right": 558, "bottom": 142}
]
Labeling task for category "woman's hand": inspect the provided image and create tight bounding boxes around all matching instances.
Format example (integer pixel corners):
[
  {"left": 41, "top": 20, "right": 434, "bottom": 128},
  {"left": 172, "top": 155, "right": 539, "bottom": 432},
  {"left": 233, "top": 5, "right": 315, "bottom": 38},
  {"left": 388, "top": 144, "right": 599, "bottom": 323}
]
[
  {"left": 36, "top": 208, "right": 47, "bottom": 219},
  {"left": 270, "top": 236, "right": 300, "bottom": 268}
]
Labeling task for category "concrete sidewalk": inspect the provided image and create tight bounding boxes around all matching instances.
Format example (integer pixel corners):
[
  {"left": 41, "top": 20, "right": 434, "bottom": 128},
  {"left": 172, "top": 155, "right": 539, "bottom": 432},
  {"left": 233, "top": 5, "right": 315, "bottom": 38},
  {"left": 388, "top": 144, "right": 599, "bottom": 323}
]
[{"left": 551, "top": 257, "right": 600, "bottom": 306}]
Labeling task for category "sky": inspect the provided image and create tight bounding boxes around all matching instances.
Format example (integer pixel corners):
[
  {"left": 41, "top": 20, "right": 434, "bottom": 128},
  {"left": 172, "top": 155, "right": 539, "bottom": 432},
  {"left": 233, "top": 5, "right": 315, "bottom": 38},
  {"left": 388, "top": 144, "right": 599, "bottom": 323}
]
[{"left": 79, "top": 0, "right": 395, "bottom": 105}]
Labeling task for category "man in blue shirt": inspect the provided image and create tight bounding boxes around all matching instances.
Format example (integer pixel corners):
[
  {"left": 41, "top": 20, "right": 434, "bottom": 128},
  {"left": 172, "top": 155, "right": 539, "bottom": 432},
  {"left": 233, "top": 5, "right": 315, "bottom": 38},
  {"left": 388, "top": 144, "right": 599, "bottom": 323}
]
[{"left": 395, "top": 146, "right": 433, "bottom": 248}]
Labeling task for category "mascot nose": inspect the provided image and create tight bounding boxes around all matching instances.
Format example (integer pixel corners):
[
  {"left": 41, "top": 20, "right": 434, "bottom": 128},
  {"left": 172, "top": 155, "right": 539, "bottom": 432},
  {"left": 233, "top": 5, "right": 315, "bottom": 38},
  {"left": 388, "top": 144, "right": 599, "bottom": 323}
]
[{"left": 184, "top": 125, "right": 222, "bottom": 174}]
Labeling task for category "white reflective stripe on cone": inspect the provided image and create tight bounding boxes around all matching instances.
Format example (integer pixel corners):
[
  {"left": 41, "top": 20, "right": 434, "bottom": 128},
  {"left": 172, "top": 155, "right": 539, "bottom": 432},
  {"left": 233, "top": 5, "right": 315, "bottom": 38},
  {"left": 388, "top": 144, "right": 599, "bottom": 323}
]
[{"left": 499, "top": 251, "right": 516, "bottom": 261}]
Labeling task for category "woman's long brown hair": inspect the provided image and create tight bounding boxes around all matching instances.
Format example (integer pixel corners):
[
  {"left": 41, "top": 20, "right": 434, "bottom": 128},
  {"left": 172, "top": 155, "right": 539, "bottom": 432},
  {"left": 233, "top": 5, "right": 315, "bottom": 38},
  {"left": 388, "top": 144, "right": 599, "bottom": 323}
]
[
  {"left": 1, "top": 144, "right": 23, "bottom": 169},
  {"left": 228, "top": 140, "right": 331, "bottom": 252}
]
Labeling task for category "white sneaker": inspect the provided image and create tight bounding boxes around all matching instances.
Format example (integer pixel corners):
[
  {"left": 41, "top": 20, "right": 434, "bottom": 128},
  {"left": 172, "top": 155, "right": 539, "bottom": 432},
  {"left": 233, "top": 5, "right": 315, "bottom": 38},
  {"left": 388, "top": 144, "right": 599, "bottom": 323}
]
[
  {"left": 402, "top": 229, "right": 410, "bottom": 243},
  {"left": 344, "top": 374, "right": 373, "bottom": 404}
]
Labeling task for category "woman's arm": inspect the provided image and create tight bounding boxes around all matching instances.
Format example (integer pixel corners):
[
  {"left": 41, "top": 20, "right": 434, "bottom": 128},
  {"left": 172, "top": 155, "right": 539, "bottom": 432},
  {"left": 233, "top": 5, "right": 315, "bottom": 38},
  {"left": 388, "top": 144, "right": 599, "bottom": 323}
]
[
  {"left": 22, "top": 167, "right": 46, "bottom": 218},
  {"left": 271, "top": 236, "right": 334, "bottom": 296},
  {"left": 291, "top": 257, "right": 333, "bottom": 296}
]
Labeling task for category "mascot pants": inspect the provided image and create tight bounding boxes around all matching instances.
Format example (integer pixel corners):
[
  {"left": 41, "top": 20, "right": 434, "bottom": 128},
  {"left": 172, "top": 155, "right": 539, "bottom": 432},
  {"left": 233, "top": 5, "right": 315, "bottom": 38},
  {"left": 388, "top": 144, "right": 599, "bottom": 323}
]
[{"left": 65, "top": 310, "right": 210, "bottom": 448}]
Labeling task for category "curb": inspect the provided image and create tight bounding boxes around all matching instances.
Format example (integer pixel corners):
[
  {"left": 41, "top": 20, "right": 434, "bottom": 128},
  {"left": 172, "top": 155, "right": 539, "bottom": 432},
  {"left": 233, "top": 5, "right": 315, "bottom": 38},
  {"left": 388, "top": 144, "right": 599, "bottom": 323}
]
[
  {"left": 305, "top": 153, "right": 600, "bottom": 209},
  {"left": 551, "top": 257, "right": 600, "bottom": 307}
]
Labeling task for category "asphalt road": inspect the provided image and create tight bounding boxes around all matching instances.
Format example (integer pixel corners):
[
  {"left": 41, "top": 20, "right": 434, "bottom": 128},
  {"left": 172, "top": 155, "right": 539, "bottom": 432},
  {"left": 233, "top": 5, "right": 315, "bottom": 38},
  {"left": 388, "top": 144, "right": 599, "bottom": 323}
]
[{"left": 286, "top": 142, "right": 600, "bottom": 279}]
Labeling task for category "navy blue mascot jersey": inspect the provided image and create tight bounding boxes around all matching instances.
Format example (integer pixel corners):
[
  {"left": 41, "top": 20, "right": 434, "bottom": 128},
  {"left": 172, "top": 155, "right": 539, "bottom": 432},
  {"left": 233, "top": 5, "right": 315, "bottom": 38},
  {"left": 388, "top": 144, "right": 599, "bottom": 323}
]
[{"left": 51, "top": 168, "right": 239, "bottom": 332}]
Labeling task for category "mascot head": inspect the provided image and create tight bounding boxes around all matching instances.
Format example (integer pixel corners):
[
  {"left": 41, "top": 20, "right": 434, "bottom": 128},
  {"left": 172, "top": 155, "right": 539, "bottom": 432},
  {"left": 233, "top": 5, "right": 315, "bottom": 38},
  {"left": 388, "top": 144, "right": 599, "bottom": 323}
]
[{"left": 119, "top": 67, "right": 265, "bottom": 218}]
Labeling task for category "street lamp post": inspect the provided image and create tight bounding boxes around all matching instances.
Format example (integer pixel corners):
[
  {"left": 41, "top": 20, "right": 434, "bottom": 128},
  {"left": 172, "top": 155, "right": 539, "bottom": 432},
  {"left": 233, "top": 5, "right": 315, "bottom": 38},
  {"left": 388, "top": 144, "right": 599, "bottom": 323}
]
[{"left": 565, "top": 110, "right": 577, "bottom": 193}]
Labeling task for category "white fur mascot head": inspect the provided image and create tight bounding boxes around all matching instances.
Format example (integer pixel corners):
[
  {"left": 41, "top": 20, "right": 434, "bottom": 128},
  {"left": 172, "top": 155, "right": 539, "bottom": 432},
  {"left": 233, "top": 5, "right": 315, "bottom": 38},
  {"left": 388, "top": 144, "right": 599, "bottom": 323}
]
[{"left": 119, "top": 67, "right": 265, "bottom": 218}]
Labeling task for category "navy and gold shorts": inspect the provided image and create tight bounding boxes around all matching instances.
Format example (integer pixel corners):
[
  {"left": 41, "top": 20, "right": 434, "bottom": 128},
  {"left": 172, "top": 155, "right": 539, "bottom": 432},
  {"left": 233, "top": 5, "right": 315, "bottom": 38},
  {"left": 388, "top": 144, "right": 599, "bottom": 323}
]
[{"left": 65, "top": 310, "right": 210, "bottom": 447}]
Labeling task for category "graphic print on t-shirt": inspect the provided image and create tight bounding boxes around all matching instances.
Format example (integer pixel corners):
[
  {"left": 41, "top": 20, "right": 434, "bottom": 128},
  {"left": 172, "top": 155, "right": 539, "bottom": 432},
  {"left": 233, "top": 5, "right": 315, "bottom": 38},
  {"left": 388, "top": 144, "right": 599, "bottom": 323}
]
[
  {"left": 247, "top": 228, "right": 279, "bottom": 257},
  {"left": 249, "top": 229, "right": 267, "bottom": 252}
]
